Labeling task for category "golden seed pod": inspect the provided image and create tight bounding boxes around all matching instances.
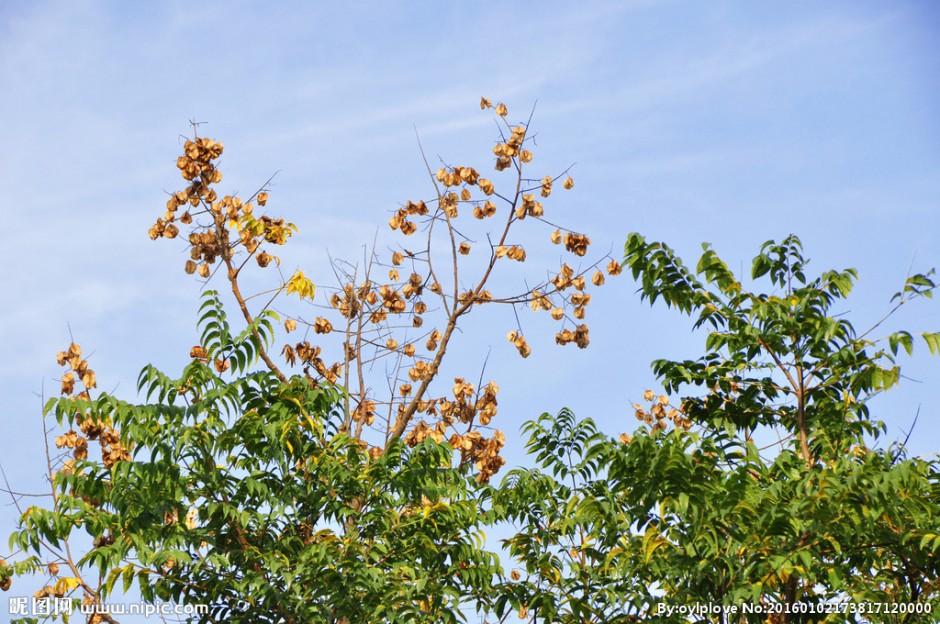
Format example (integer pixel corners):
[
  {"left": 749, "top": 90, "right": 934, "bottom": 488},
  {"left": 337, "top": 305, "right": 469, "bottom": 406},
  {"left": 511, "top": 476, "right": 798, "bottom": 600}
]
[
  {"left": 198, "top": 263, "right": 211, "bottom": 278},
  {"left": 81, "top": 370, "right": 96, "bottom": 389},
  {"left": 480, "top": 97, "right": 492, "bottom": 109},
  {"left": 563, "top": 176, "right": 574, "bottom": 190},
  {"left": 563, "top": 233, "right": 591, "bottom": 256},
  {"left": 571, "top": 293, "right": 590, "bottom": 306},
  {"left": 458, "top": 242, "right": 471, "bottom": 255},
  {"left": 495, "top": 103, "right": 508, "bottom": 116},
  {"left": 60, "top": 372, "right": 76, "bottom": 395},
  {"left": 458, "top": 167, "right": 478, "bottom": 184},
  {"left": 607, "top": 259, "right": 623, "bottom": 276},
  {"left": 284, "top": 319, "right": 297, "bottom": 333}
]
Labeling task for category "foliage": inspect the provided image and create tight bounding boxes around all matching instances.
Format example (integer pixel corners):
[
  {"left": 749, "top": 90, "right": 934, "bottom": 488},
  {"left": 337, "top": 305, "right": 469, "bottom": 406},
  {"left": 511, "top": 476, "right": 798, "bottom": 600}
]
[
  {"left": 485, "top": 235, "right": 940, "bottom": 623},
  {"left": 490, "top": 409, "right": 649, "bottom": 622},
  {"left": 6, "top": 293, "right": 501, "bottom": 623}
]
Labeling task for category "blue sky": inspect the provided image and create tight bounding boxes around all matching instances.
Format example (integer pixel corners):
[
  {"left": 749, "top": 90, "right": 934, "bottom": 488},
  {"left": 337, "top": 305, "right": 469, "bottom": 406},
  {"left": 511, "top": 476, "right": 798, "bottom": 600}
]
[{"left": 1, "top": 0, "right": 938, "bottom": 619}]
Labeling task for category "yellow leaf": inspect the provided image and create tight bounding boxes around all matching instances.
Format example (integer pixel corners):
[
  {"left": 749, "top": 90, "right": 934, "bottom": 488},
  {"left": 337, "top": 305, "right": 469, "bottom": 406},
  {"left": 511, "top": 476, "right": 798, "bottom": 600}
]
[
  {"left": 54, "top": 577, "right": 80, "bottom": 595},
  {"left": 286, "top": 270, "right": 317, "bottom": 300},
  {"left": 642, "top": 525, "right": 668, "bottom": 563},
  {"left": 240, "top": 214, "right": 263, "bottom": 236}
]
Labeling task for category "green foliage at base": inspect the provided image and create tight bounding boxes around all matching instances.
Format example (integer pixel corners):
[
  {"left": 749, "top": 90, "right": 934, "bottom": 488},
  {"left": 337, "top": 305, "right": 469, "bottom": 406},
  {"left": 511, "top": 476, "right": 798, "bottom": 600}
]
[{"left": 5, "top": 236, "right": 939, "bottom": 623}]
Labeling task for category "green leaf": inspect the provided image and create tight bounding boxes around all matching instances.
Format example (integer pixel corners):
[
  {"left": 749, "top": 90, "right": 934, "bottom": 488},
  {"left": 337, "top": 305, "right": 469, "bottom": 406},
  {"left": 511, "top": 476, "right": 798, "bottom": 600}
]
[{"left": 923, "top": 332, "right": 940, "bottom": 356}]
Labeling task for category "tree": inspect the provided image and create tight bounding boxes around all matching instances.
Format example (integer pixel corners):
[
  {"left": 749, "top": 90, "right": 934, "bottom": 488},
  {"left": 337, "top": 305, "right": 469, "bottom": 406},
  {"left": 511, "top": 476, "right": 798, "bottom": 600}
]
[
  {"left": 1, "top": 99, "right": 618, "bottom": 623},
  {"left": 9, "top": 294, "right": 503, "bottom": 622},
  {"left": 490, "top": 235, "right": 940, "bottom": 623}
]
